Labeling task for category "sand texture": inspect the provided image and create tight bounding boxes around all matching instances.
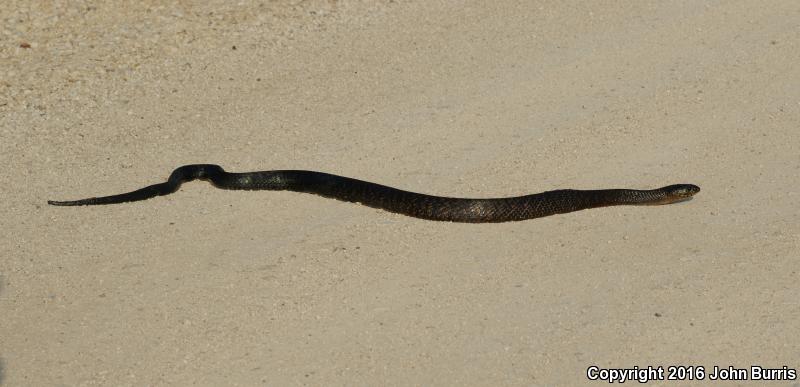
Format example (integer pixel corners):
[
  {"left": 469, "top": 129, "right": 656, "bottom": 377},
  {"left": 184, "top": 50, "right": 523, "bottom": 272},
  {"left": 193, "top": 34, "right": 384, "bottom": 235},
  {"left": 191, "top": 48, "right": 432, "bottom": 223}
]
[{"left": 2, "top": 1, "right": 799, "bottom": 385}]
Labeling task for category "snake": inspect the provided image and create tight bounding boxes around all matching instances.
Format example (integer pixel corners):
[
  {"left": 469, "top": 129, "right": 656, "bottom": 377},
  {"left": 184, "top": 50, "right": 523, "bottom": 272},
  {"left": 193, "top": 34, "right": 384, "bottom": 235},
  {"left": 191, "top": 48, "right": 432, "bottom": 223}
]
[{"left": 48, "top": 164, "right": 700, "bottom": 223}]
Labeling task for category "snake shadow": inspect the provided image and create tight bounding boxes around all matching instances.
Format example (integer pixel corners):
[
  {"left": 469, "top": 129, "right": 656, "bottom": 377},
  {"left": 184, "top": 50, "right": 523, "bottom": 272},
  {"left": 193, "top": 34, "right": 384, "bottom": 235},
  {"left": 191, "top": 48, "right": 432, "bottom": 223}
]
[{"left": 672, "top": 196, "right": 695, "bottom": 205}]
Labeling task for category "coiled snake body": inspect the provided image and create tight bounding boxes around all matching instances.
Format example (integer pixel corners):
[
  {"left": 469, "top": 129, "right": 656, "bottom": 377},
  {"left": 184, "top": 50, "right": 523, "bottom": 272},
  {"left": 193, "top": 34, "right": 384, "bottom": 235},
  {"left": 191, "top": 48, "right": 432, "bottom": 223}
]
[{"left": 49, "top": 164, "right": 699, "bottom": 223}]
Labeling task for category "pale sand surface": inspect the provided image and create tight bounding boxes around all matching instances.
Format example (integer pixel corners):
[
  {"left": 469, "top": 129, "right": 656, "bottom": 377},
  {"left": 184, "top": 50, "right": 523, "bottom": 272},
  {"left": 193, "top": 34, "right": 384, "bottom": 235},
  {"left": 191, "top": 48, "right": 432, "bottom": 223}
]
[{"left": 2, "top": 1, "right": 799, "bottom": 385}]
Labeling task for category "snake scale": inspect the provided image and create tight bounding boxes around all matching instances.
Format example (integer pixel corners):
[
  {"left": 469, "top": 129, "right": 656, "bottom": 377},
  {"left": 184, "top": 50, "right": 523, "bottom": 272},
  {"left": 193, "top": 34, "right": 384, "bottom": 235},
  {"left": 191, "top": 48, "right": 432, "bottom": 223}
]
[{"left": 48, "top": 164, "right": 700, "bottom": 223}]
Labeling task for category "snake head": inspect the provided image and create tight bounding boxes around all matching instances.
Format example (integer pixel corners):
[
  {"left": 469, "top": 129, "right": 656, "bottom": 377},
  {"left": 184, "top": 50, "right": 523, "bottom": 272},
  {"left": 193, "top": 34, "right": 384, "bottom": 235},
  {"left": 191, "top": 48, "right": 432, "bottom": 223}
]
[{"left": 660, "top": 184, "right": 700, "bottom": 204}]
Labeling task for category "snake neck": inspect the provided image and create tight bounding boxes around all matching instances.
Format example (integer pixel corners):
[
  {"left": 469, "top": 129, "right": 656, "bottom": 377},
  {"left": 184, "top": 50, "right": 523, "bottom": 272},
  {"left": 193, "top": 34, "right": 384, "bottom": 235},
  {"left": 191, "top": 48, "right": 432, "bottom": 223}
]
[{"left": 594, "top": 189, "right": 670, "bottom": 206}]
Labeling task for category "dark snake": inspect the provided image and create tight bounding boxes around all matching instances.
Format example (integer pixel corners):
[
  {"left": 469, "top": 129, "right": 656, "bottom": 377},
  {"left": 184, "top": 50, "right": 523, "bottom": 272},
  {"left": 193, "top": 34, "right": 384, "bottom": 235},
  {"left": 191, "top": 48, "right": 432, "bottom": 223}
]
[{"left": 48, "top": 164, "right": 700, "bottom": 223}]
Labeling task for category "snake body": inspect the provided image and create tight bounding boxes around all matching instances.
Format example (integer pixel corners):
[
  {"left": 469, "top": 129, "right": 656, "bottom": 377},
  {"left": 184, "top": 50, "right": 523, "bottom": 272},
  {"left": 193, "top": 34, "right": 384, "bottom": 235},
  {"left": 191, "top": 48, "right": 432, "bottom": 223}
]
[{"left": 48, "top": 164, "right": 699, "bottom": 223}]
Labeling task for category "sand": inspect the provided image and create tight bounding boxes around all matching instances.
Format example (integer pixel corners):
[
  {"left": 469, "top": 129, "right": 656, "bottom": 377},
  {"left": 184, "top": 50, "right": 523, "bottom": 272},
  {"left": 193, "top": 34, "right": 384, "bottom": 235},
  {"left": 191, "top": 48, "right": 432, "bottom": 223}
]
[{"left": 2, "top": 1, "right": 799, "bottom": 385}]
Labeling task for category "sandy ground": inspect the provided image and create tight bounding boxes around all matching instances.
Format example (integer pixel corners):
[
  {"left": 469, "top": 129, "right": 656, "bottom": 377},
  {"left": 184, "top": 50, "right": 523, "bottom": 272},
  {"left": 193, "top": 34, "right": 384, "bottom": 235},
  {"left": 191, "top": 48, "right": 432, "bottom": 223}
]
[{"left": 2, "top": 1, "right": 799, "bottom": 385}]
